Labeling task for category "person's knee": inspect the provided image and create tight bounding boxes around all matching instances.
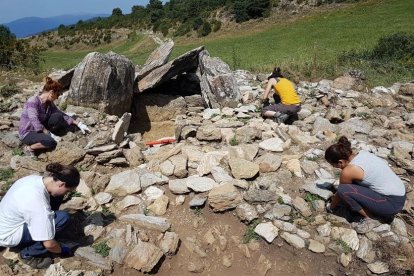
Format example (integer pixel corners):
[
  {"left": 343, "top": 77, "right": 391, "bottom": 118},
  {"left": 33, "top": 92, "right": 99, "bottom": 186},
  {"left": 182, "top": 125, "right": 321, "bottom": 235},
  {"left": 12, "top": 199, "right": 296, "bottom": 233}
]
[
  {"left": 40, "top": 138, "right": 57, "bottom": 149},
  {"left": 55, "top": 211, "right": 70, "bottom": 229},
  {"left": 337, "top": 185, "right": 350, "bottom": 199}
]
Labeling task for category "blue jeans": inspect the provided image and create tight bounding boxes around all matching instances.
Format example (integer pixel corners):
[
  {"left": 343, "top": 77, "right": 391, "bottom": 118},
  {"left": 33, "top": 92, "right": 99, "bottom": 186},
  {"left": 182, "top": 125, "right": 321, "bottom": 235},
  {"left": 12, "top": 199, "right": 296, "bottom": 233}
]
[{"left": 18, "top": 211, "right": 70, "bottom": 258}]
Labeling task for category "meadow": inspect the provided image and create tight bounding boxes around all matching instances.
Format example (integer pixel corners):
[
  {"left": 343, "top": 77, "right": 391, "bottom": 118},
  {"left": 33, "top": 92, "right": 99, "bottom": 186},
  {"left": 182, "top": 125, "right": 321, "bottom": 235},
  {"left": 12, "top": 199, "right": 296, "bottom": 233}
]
[{"left": 41, "top": 0, "right": 414, "bottom": 86}]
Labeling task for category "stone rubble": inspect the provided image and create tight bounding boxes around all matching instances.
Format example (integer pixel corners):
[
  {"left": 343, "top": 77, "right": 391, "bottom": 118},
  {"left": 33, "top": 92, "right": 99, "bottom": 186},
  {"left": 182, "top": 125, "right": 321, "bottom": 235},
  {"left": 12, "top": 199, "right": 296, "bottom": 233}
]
[{"left": 0, "top": 45, "right": 413, "bottom": 275}]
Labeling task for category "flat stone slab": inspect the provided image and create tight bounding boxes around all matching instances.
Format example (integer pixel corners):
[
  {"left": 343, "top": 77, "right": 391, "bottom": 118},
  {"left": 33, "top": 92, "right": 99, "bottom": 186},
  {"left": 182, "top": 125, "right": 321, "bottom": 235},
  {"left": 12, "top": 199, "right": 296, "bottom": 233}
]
[
  {"left": 119, "top": 214, "right": 171, "bottom": 232},
  {"left": 75, "top": 246, "right": 113, "bottom": 270}
]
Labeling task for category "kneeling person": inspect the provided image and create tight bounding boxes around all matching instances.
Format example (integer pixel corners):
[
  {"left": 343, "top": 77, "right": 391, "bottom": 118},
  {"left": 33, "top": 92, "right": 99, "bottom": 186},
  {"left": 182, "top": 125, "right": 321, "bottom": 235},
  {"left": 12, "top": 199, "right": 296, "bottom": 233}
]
[
  {"left": 261, "top": 67, "right": 301, "bottom": 124},
  {"left": 0, "top": 163, "right": 80, "bottom": 269}
]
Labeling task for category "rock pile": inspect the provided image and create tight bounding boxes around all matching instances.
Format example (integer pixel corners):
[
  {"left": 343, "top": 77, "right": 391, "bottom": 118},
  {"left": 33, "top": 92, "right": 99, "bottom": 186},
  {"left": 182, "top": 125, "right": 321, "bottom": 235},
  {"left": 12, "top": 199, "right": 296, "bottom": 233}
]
[{"left": 0, "top": 50, "right": 413, "bottom": 275}]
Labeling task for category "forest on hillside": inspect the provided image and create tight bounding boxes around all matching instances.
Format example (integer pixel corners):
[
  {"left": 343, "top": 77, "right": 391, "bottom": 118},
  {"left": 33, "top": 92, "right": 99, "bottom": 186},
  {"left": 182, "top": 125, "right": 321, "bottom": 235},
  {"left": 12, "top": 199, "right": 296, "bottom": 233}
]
[{"left": 56, "top": 0, "right": 359, "bottom": 38}]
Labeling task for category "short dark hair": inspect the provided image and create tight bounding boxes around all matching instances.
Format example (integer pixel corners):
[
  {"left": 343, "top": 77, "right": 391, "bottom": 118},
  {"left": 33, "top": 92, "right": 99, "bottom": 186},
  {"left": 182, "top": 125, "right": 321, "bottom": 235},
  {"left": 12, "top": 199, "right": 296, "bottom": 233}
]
[
  {"left": 46, "top": 162, "right": 80, "bottom": 188},
  {"left": 325, "top": 136, "right": 352, "bottom": 164}
]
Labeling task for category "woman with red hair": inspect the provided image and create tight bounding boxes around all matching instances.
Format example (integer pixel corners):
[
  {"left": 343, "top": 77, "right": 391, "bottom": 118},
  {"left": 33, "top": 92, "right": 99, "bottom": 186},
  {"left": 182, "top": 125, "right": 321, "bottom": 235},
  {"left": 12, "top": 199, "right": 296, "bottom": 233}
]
[{"left": 18, "top": 77, "right": 90, "bottom": 157}]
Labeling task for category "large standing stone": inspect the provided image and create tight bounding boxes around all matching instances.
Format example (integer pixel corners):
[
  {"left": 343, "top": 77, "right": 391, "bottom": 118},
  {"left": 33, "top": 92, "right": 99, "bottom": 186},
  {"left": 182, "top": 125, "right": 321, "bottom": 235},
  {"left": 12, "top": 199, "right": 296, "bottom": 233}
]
[
  {"left": 135, "top": 41, "right": 174, "bottom": 82},
  {"left": 68, "top": 51, "right": 135, "bottom": 116},
  {"left": 125, "top": 240, "right": 164, "bottom": 272},
  {"left": 198, "top": 50, "right": 241, "bottom": 108},
  {"left": 138, "top": 46, "right": 204, "bottom": 92}
]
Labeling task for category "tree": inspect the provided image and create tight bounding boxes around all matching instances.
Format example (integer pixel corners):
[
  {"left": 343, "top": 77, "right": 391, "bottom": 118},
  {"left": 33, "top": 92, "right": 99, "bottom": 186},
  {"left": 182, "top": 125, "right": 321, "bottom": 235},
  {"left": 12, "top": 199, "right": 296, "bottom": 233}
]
[
  {"left": 0, "top": 25, "right": 16, "bottom": 67},
  {"left": 112, "top": 8, "right": 123, "bottom": 17}
]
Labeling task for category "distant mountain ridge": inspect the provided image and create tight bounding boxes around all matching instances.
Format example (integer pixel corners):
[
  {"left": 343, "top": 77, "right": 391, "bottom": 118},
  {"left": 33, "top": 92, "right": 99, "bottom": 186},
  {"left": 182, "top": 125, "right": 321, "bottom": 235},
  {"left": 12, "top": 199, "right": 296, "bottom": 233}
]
[{"left": 4, "top": 14, "right": 109, "bottom": 38}]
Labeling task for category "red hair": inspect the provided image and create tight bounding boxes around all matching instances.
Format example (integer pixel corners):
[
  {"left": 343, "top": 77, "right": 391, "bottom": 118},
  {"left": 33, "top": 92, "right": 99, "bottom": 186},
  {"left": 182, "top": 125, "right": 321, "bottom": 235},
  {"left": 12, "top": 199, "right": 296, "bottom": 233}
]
[{"left": 43, "top": 77, "right": 63, "bottom": 95}]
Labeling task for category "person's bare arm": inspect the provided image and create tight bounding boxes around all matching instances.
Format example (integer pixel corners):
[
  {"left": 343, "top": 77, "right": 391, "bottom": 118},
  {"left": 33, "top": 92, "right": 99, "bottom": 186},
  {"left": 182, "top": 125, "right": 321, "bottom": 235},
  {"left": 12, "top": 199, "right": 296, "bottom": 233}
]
[
  {"left": 261, "top": 78, "right": 276, "bottom": 101},
  {"left": 340, "top": 165, "right": 364, "bottom": 184},
  {"left": 43, "top": 239, "right": 62, "bottom": 253}
]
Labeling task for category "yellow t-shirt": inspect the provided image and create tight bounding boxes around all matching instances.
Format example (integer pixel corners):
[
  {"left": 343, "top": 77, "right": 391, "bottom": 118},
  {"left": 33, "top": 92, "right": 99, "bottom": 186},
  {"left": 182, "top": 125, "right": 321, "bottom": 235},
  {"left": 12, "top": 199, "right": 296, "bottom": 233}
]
[{"left": 272, "top": 78, "right": 301, "bottom": 105}]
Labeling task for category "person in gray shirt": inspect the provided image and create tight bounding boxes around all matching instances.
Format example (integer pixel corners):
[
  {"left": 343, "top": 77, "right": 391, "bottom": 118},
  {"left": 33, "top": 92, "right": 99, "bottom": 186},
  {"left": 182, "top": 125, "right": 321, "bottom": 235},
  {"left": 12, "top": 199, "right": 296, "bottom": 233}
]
[{"left": 324, "top": 136, "right": 406, "bottom": 233}]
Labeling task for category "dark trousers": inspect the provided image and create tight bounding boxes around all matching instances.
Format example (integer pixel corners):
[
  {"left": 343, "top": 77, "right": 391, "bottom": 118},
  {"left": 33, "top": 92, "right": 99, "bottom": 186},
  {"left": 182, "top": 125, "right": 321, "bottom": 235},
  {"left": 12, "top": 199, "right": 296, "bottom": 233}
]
[
  {"left": 337, "top": 184, "right": 406, "bottom": 221},
  {"left": 18, "top": 211, "right": 70, "bottom": 258},
  {"left": 22, "top": 113, "right": 70, "bottom": 149}
]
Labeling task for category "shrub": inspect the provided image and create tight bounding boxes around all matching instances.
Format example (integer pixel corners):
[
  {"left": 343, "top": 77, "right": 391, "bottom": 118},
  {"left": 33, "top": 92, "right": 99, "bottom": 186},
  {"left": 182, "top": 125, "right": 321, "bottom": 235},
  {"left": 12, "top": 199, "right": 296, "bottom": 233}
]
[
  {"left": 0, "top": 84, "right": 19, "bottom": 98},
  {"left": 92, "top": 240, "right": 111, "bottom": 257},
  {"left": 198, "top": 21, "right": 212, "bottom": 37},
  {"left": 243, "top": 220, "right": 260, "bottom": 244}
]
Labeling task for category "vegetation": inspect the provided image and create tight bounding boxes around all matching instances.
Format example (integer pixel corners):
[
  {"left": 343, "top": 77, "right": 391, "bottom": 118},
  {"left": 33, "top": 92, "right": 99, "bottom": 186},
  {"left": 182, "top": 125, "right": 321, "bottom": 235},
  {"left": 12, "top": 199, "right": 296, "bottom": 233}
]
[
  {"left": 92, "top": 240, "right": 111, "bottom": 257},
  {"left": 0, "top": 168, "right": 14, "bottom": 195},
  {"left": 336, "top": 239, "right": 352, "bottom": 254},
  {"left": 304, "top": 192, "right": 323, "bottom": 203},
  {"left": 171, "top": 0, "right": 414, "bottom": 86},
  {"left": 192, "top": 207, "right": 203, "bottom": 216},
  {"left": 242, "top": 220, "right": 260, "bottom": 244},
  {"left": 0, "top": 84, "right": 20, "bottom": 98},
  {"left": 0, "top": 25, "right": 44, "bottom": 72},
  {"left": 12, "top": 148, "right": 24, "bottom": 156},
  {"left": 229, "top": 135, "right": 239, "bottom": 146}
]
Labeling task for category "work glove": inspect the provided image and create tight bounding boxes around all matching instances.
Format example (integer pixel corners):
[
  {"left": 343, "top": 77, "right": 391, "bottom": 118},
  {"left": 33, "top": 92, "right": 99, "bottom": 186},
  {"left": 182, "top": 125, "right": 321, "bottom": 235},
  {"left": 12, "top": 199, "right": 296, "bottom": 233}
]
[
  {"left": 50, "top": 133, "right": 62, "bottom": 142},
  {"left": 261, "top": 98, "right": 270, "bottom": 107},
  {"left": 326, "top": 202, "right": 334, "bottom": 214},
  {"left": 77, "top": 122, "right": 91, "bottom": 134},
  {"left": 60, "top": 245, "right": 73, "bottom": 257}
]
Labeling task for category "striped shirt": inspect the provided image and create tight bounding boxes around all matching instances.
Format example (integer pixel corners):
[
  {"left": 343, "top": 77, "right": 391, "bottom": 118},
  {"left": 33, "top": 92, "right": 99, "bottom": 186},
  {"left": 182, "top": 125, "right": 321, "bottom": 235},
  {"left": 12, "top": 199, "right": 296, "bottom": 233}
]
[{"left": 18, "top": 95, "right": 73, "bottom": 139}]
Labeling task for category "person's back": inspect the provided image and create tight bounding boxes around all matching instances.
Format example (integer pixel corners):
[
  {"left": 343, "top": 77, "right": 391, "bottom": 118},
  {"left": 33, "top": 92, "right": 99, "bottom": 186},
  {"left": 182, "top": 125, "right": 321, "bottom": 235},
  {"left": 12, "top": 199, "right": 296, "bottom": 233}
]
[
  {"left": 273, "top": 78, "right": 301, "bottom": 105},
  {"left": 350, "top": 151, "right": 405, "bottom": 196},
  {"left": 0, "top": 175, "right": 52, "bottom": 247}
]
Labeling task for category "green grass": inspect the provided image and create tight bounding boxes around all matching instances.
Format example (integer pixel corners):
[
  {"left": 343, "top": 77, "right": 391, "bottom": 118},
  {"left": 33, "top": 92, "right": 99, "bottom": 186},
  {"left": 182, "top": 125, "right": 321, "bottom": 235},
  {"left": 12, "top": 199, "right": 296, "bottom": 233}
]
[
  {"left": 41, "top": 33, "right": 157, "bottom": 71},
  {"left": 39, "top": 0, "right": 414, "bottom": 86},
  {"left": 304, "top": 192, "right": 323, "bottom": 203},
  {"left": 242, "top": 220, "right": 260, "bottom": 244},
  {"left": 171, "top": 0, "right": 414, "bottom": 85},
  {"left": 336, "top": 239, "right": 353, "bottom": 254},
  {"left": 92, "top": 240, "right": 111, "bottom": 257},
  {"left": 229, "top": 135, "right": 239, "bottom": 146},
  {"left": 0, "top": 168, "right": 14, "bottom": 195}
]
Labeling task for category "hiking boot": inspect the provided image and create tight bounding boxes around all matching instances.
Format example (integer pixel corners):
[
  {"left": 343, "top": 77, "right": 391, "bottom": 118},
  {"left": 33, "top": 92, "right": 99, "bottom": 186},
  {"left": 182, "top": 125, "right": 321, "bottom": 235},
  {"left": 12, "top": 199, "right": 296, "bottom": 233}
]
[
  {"left": 352, "top": 217, "right": 381, "bottom": 234},
  {"left": 19, "top": 252, "right": 52, "bottom": 269}
]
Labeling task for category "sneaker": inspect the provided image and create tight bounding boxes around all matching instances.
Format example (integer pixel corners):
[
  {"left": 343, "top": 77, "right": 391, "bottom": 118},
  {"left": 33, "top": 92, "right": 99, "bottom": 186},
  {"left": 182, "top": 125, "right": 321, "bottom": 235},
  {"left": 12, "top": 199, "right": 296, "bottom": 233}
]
[
  {"left": 274, "top": 113, "right": 290, "bottom": 124},
  {"left": 23, "top": 146, "right": 38, "bottom": 160},
  {"left": 19, "top": 252, "right": 52, "bottom": 269},
  {"left": 352, "top": 217, "right": 381, "bottom": 234}
]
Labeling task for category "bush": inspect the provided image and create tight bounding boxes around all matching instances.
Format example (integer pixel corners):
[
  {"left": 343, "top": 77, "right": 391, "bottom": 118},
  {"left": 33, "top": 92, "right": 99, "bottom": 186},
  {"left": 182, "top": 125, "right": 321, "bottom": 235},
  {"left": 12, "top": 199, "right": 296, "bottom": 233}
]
[
  {"left": 198, "top": 21, "right": 212, "bottom": 37},
  {"left": 0, "top": 84, "right": 19, "bottom": 98},
  {"left": 174, "top": 23, "right": 191, "bottom": 37}
]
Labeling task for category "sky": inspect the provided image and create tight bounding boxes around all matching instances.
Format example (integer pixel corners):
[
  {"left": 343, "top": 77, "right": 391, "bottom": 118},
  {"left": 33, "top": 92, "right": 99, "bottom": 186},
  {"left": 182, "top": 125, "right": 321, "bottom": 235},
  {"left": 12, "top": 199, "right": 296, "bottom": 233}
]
[{"left": 0, "top": 0, "right": 153, "bottom": 24}]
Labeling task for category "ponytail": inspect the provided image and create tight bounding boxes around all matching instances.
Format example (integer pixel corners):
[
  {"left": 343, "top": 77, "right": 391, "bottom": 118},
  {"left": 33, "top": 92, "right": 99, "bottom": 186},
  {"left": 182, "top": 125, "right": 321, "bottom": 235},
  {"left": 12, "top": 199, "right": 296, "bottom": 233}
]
[
  {"left": 42, "top": 77, "right": 63, "bottom": 95},
  {"left": 268, "top": 66, "right": 284, "bottom": 80}
]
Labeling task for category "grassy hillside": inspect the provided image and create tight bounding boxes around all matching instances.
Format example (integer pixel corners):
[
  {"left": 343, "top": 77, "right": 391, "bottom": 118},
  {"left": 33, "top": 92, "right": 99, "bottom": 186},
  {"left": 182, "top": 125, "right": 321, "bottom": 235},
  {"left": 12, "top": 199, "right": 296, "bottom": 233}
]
[{"left": 41, "top": 0, "right": 414, "bottom": 85}]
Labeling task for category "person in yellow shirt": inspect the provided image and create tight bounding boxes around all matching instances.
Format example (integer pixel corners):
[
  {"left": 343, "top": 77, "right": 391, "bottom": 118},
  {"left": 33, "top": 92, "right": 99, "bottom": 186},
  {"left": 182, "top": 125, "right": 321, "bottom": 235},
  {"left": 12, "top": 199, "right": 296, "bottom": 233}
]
[{"left": 260, "top": 67, "right": 301, "bottom": 123}]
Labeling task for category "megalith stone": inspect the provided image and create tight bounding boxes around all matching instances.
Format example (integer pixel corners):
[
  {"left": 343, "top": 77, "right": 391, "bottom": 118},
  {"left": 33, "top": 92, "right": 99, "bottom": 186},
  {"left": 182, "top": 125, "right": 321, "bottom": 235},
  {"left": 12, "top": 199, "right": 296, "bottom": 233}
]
[
  {"left": 198, "top": 50, "right": 241, "bottom": 108},
  {"left": 68, "top": 51, "right": 135, "bottom": 116}
]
